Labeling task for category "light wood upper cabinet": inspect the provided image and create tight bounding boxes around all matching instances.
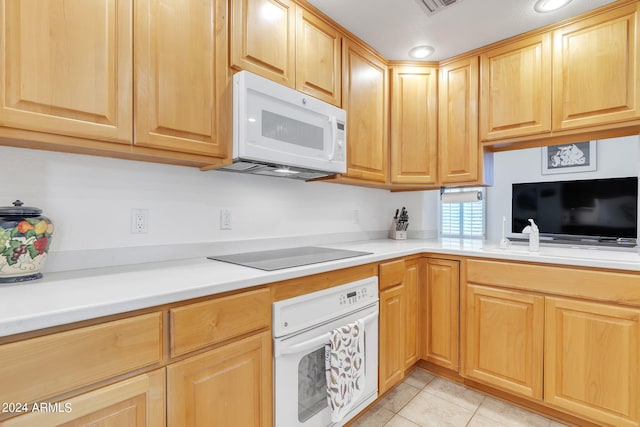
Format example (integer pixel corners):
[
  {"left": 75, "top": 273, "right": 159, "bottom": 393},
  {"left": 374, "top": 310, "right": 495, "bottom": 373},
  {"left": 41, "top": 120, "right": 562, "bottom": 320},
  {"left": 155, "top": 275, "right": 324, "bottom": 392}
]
[
  {"left": 545, "top": 297, "right": 640, "bottom": 427},
  {"left": 135, "top": 0, "right": 230, "bottom": 157},
  {"left": 421, "top": 258, "right": 459, "bottom": 371},
  {"left": 480, "top": 33, "right": 552, "bottom": 141},
  {"left": 296, "top": 9, "right": 341, "bottom": 106},
  {"left": 342, "top": 40, "right": 389, "bottom": 183},
  {"left": 439, "top": 57, "right": 480, "bottom": 184},
  {"left": 0, "top": 370, "right": 165, "bottom": 427},
  {"left": 231, "top": 0, "right": 296, "bottom": 87},
  {"left": 167, "top": 331, "right": 272, "bottom": 427},
  {"left": 390, "top": 66, "right": 438, "bottom": 185},
  {"left": 0, "top": 0, "right": 132, "bottom": 144},
  {"left": 553, "top": 3, "right": 640, "bottom": 130},
  {"left": 464, "top": 284, "right": 544, "bottom": 399}
]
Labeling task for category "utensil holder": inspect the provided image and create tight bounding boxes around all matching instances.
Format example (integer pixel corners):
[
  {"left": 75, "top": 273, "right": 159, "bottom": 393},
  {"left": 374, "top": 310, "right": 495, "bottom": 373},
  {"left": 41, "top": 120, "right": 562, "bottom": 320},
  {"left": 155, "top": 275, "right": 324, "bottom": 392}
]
[{"left": 389, "top": 219, "right": 407, "bottom": 240}]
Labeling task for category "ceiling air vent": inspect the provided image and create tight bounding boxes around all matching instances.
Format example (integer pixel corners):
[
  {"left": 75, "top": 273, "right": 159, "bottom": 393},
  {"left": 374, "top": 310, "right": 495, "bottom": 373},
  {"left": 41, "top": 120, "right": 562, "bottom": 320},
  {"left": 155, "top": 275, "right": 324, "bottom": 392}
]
[{"left": 414, "top": 0, "right": 464, "bottom": 16}]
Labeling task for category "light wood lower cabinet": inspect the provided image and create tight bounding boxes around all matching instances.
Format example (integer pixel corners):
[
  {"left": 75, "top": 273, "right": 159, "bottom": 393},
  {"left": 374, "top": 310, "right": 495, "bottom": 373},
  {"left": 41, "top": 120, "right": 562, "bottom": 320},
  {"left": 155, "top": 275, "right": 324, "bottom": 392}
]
[
  {"left": 379, "top": 258, "right": 419, "bottom": 394},
  {"left": 421, "top": 258, "right": 459, "bottom": 371},
  {"left": 545, "top": 297, "right": 640, "bottom": 427},
  {"left": 0, "top": 369, "right": 165, "bottom": 427},
  {"left": 379, "top": 284, "right": 404, "bottom": 394},
  {"left": 464, "top": 284, "right": 544, "bottom": 399},
  {"left": 167, "top": 331, "right": 273, "bottom": 427}
]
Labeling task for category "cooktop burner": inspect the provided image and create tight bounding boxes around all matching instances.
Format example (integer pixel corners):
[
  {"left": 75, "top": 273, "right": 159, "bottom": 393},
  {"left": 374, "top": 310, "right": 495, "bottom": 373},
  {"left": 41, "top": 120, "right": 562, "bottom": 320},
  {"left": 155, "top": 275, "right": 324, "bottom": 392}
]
[{"left": 208, "top": 246, "right": 372, "bottom": 271}]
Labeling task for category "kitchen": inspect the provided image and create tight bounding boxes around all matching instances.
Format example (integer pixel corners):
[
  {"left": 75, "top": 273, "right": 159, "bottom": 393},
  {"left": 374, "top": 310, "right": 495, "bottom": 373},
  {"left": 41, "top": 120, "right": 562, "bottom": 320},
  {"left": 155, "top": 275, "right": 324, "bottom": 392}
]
[{"left": 0, "top": 0, "right": 639, "bottom": 426}]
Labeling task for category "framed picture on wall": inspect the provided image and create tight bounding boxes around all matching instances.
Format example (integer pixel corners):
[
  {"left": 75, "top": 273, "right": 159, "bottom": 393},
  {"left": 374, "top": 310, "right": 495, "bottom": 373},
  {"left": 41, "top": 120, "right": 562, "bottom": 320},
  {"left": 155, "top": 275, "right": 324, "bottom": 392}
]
[{"left": 541, "top": 141, "right": 597, "bottom": 175}]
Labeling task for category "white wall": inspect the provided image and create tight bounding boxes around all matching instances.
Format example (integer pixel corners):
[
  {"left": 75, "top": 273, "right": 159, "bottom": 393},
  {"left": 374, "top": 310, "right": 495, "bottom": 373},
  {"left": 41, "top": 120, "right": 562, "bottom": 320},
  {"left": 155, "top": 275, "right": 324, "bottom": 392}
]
[
  {"left": 486, "top": 136, "right": 640, "bottom": 243},
  {"left": 0, "top": 146, "right": 432, "bottom": 257}
]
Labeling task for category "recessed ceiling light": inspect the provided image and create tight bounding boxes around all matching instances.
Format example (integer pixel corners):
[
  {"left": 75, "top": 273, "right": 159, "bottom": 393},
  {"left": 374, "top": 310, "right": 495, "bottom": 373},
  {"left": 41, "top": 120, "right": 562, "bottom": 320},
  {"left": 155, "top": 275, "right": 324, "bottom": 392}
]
[
  {"left": 409, "top": 45, "right": 435, "bottom": 59},
  {"left": 533, "top": 0, "right": 573, "bottom": 13}
]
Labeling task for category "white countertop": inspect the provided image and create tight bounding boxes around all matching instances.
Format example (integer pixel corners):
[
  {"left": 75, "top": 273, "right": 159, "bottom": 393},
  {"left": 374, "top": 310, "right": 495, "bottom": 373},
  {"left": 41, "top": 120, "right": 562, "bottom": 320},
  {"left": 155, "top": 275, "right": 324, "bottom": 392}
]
[{"left": 1, "top": 238, "right": 639, "bottom": 338}]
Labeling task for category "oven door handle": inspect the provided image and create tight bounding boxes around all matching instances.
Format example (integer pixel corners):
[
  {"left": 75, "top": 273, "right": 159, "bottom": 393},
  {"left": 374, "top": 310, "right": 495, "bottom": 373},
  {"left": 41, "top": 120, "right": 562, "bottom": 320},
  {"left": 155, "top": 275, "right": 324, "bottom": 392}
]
[{"left": 276, "top": 311, "right": 378, "bottom": 357}]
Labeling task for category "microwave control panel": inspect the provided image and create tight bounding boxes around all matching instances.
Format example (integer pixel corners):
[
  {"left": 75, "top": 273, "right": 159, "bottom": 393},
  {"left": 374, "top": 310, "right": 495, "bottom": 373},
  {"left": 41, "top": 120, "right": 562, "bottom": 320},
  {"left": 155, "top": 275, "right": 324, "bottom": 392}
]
[{"left": 334, "top": 121, "right": 346, "bottom": 161}]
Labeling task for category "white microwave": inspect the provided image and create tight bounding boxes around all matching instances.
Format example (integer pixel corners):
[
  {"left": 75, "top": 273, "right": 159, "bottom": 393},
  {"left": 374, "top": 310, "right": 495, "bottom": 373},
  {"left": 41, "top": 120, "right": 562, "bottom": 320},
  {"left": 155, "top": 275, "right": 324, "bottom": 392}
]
[{"left": 219, "top": 71, "right": 347, "bottom": 180}]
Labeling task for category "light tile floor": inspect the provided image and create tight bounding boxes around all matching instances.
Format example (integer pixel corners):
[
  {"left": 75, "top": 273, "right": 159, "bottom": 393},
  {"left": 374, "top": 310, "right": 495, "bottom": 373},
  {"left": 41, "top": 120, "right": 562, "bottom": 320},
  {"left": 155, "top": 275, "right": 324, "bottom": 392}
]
[{"left": 352, "top": 368, "right": 570, "bottom": 427}]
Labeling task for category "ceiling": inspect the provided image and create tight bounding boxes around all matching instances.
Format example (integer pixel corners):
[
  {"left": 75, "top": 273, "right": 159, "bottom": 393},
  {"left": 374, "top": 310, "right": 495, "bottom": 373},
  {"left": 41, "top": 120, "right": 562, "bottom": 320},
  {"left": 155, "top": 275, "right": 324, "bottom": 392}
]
[{"left": 305, "top": 0, "right": 617, "bottom": 61}]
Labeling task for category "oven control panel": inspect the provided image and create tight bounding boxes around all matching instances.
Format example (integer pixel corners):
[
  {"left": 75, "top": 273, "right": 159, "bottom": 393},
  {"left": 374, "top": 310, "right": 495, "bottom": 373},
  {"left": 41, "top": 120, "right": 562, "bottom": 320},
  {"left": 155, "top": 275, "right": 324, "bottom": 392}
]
[{"left": 339, "top": 287, "right": 369, "bottom": 305}]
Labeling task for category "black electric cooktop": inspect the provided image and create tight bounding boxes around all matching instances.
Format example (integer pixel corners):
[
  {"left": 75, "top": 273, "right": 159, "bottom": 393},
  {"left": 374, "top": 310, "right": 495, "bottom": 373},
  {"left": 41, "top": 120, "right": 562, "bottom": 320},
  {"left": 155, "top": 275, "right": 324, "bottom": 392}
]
[{"left": 208, "top": 246, "right": 372, "bottom": 271}]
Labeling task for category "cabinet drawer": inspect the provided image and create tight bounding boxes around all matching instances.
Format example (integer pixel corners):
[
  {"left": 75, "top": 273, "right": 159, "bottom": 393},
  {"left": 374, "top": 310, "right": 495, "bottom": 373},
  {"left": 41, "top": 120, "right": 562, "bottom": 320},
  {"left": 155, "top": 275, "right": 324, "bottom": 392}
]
[
  {"left": 170, "top": 288, "right": 270, "bottom": 357},
  {"left": 0, "top": 312, "right": 163, "bottom": 406},
  {"left": 467, "top": 259, "right": 640, "bottom": 306},
  {"left": 379, "top": 259, "right": 405, "bottom": 291}
]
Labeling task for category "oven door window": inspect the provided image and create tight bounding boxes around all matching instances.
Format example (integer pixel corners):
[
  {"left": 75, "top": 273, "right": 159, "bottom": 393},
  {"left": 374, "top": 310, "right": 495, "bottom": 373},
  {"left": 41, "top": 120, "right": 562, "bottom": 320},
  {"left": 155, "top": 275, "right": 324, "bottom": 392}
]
[{"left": 298, "top": 346, "right": 328, "bottom": 422}]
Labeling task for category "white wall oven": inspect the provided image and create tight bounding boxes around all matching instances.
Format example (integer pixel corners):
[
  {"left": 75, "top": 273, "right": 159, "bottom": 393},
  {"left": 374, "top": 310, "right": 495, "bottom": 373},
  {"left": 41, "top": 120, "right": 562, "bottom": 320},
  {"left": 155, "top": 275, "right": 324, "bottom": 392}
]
[{"left": 273, "top": 277, "right": 379, "bottom": 427}]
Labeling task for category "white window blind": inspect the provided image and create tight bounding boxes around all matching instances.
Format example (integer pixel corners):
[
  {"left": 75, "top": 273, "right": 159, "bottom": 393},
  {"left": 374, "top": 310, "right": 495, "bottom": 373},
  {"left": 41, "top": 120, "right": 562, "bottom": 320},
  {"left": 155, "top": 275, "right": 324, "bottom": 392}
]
[{"left": 440, "top": 187, "right": 485, "bottom": 238}]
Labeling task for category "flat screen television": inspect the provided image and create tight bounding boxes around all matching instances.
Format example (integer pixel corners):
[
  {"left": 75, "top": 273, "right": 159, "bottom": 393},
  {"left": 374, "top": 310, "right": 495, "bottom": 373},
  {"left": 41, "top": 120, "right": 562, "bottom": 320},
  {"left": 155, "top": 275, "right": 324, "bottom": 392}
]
[{"left": 512, "top": 177, "right": 638, "bottom": 243}]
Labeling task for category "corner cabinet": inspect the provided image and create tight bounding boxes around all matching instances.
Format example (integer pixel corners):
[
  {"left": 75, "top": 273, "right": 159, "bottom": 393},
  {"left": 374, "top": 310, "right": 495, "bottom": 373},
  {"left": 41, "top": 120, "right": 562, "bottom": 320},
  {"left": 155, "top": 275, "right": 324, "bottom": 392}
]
[
  {"left": 421, "top": 258, "right": 460, "bottom": 371},
  {"left": 389, "top": 66, "right": 438, "bottom": 185},
  {"left": 378, "top": 258, "right": 419, "bottom": 394},
  {"left": 553, "top": 3, "right": 640, "bottom": 130},
  {"left": 0, "top": 0, "right": 133, "bottom": 144},
  {"left": 438, "top": 57, "right": 482, "bottom": 185},
  {"left": 135, "top": 0, "right": 231, "bottom": 158},
  {"left": 230, "top": 0, "right": 296, "bottom": 87},
  {"left": 480, "top": 33, "right": 552, "bottom": 141},
  {"left": 342, "top": 39, "right": 389, "bottom": 183}
]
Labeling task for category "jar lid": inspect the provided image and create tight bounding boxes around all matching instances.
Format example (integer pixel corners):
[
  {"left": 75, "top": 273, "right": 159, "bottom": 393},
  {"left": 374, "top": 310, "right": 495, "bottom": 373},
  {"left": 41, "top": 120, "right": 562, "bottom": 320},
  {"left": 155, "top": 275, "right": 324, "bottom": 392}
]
[{"left": 0, "top": 200, "right": 42, "bottom": 216}]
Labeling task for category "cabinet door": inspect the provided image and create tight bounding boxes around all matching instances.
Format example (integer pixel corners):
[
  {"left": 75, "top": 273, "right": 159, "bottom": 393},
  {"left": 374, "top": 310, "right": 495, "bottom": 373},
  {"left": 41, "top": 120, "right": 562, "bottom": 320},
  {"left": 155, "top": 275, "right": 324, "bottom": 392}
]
[
  {"left": 0, "top": 0, "right": 132, "bottom": 143},
  {"left": 480, "top": 34, "right": 552, "bottom": 141},
  {"left": 167, "top": 331, "right": 272, "bottom": 427},
  {"left": 404, "top": 260, "right": 420, "bottom": 370},
  {"left": 296, "top": 9, "right": 341, "bottom": 106},
  {"left": 379, "top": 284, "right": 404, "bottom": 395},
  {"left": 439, "top": 57, "right": 479, "bottom": 184},
  {"left": 0, "top": 370, "right": 165, "bottom": 427},
  {"left": 422, "top": 258, "right": 459, "bottom": 371},
  {"left": 135, "top": 0, "right": 230, "bottom": 157},
  {"left": 342, "top": 39, "right": 389, "bottom": 183},
  {"left": 553, "top": 3, "right": 640, "bottom": 130},
  {"left": 464, "top": 285, "right": 544, "bottom": 399},
  {"left": 231, "top": 0, "right": 296, "bottom": 87},
  {"left": 390, "top": 66, "right": 438, "bottom": 185},
  {"left": 545, "top": 297, "right": 640, "bottom": 427}
]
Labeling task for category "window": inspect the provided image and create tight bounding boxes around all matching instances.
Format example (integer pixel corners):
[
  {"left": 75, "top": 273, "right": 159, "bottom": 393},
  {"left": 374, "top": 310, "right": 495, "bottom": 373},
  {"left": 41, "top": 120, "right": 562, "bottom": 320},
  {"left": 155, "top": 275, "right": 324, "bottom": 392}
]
[{"left": 440, "top": 187, "right": 486, "bottom": 238}]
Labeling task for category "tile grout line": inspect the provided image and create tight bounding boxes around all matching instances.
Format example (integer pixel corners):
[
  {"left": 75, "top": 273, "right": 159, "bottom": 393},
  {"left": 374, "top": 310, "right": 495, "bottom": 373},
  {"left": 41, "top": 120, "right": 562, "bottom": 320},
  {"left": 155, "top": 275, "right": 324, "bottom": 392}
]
[{"left": 464, "top": 394, "right": 487, "bottom": 427}]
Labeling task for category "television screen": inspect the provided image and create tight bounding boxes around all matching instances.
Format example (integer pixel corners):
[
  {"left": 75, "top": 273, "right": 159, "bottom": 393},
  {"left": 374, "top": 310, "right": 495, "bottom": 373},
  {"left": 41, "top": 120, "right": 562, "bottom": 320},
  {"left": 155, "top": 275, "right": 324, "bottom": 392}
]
[{"left": 512, "top": 177, "right": 638, "bottom": 241}]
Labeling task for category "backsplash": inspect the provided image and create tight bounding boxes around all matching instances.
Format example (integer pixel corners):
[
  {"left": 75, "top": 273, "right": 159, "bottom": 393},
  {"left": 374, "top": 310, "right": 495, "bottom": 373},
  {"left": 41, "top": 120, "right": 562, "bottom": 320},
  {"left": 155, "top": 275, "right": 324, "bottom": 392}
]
[{"left": 0, "top": 146, "right": 435, "bottom": 271}]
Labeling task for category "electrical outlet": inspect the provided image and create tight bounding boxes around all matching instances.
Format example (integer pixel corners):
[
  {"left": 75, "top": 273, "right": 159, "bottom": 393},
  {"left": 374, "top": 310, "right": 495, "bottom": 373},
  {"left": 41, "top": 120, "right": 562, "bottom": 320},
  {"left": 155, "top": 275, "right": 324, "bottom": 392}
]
[
  {"left": 131, "top": 209, "right": 149, "bottom": 234},
  {"left": 220, "top": 208, "right": 232, "bottom": 230}
]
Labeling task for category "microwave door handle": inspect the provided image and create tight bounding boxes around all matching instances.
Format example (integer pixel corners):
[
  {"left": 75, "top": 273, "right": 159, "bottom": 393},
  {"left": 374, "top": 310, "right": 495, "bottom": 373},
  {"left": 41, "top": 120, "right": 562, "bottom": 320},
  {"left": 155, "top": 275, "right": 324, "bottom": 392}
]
[{"left": 328, "top": 116, "right": 337, "bottom": 161}]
